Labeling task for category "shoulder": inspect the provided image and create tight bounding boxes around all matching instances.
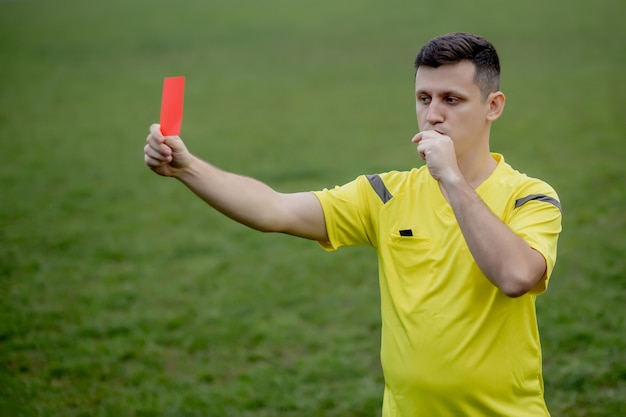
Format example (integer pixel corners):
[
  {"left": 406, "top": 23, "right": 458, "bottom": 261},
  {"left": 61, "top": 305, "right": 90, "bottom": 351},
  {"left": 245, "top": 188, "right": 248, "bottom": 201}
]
[
  {"left": 359, "top": 167, "right": 429, "bottom": 203},
  {"left": 375, "top": 167, "right": 428, "bottom": 190},
  {"left": 315, "top": 168, "right": 427, "bottom": 208},
  {"left": 493, "top": 155, "right": 561, "bottom": 213}
]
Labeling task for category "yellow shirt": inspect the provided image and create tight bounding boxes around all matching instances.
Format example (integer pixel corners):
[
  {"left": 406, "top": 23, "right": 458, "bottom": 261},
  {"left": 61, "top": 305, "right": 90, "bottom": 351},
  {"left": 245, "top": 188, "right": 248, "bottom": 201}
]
[{"left": 313, "top": 154, "right": 562, "bottom": 417}]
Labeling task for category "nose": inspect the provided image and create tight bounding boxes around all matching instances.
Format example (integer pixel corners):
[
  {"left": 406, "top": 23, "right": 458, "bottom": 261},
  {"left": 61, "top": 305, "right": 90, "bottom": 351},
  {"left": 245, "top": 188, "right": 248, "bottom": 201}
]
[{"left": 425, "top": 100, "right": 444, "bottom": 125}]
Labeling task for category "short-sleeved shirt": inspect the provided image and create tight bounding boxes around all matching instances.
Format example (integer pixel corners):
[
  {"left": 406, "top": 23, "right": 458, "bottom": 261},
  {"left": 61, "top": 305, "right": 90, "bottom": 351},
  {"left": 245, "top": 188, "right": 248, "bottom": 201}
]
[{"left": 313, "top": 153, "right": 562, "bottom": 417}]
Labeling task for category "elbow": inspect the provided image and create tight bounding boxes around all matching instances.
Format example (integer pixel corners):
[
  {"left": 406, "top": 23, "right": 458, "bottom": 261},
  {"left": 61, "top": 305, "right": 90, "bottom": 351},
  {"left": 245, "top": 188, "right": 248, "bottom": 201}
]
[
  {"left": 500, "top": 283, "right": 529, "bottom": 298},
  {"left": 494, "top": 252, "right": 547, "bottom": 298},
  {"left": 487, "top": 247, "right": 548, "bottom": 298},
  {"left": 498, "top": 272, "right": 543, "bottom": 298}
]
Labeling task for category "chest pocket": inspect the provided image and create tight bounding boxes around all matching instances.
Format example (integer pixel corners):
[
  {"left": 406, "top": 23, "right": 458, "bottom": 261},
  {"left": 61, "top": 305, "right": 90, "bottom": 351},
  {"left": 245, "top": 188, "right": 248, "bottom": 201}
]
[
  {"left": 385, "top": 231, "right": 434, "bottom": 276},
  {"left": 366, "top": 174, "right": 441, "bottom": 278}
]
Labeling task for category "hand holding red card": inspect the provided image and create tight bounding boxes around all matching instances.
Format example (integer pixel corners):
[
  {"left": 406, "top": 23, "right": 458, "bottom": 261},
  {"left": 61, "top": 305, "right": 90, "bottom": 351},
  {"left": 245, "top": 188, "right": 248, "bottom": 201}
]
[{"left": 160, "top": 76, "right": 185, "bottom": 136}]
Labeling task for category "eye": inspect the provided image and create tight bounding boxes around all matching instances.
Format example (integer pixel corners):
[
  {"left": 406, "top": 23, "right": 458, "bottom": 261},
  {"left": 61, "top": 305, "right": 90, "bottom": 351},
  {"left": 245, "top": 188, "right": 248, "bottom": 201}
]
[
  {"left": 417, "top": 95, "right": 431, "bottom": 104},
  {"left": 444, "top": 96, "right": 461, "bottom": 104}
]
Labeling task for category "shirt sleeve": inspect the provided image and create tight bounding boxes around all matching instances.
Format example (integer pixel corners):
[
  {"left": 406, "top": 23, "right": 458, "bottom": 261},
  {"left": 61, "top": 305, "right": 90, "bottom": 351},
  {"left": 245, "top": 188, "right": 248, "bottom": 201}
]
[
  {"left": 508, "top": 183, "right": 562, "bottom": 294},
  {"left": 313, "top": 175, "right": 381, "bottom": 251}
]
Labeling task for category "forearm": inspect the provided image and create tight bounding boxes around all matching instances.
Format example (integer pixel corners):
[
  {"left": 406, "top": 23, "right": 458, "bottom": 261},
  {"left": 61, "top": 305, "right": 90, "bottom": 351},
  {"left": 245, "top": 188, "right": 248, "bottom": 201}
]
[
  {"left": 442, "top": 177, "right": 546, "bottom": 297},
  {"left": 174, "top": 155, "right": 287, "bottom": 233}
]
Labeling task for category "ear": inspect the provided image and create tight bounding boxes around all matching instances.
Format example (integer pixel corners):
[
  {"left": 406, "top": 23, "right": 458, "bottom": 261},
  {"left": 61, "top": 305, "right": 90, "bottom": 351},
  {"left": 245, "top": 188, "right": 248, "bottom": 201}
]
[{"left": 486, "top": 91, "right": 505, "bottom": 122}]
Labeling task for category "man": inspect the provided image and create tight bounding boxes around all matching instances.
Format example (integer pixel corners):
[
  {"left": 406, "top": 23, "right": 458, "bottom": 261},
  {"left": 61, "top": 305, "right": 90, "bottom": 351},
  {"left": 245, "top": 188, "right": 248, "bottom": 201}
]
[{"left": 144, "top": 32, "right": 562, "bottom": 416}]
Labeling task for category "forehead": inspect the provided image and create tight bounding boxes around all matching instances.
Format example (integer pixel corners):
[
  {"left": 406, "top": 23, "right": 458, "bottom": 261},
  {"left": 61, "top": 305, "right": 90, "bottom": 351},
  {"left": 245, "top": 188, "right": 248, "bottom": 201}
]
[{"left": 415, "top": 61, "right": 479, "bottom": 95}]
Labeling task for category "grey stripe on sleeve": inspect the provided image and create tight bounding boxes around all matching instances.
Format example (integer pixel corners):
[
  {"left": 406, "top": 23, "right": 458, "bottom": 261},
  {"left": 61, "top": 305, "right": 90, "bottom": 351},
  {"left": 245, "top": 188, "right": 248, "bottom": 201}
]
[
  {"left": 514, "top": 194, "right": 562, "bottom": 212},
  {"left": 366, "top": 174, "right": 393, "bottom": 203}
]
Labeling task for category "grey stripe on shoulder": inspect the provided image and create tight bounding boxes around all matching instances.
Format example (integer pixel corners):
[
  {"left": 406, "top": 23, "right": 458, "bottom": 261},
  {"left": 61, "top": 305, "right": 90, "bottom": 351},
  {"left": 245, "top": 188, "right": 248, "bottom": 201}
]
[
  {"left": 366, "top": 174, "right": 392, "bottom": 203},
  {"left": 515, "top": 194, "right": 562, "bottom": 212}
]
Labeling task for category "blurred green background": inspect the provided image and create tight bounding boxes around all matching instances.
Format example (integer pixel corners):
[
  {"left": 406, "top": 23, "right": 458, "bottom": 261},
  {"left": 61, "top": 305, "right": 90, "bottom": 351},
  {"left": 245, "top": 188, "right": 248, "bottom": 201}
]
[{"left": 1, "top": 0, "right": 624, "bottom": 415}]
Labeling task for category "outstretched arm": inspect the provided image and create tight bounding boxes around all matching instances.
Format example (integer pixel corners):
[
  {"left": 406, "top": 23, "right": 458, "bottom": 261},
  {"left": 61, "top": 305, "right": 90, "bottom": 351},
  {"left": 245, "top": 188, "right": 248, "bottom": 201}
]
[{"left": 144, "top": 124, "right": 328, "bottom": 242}]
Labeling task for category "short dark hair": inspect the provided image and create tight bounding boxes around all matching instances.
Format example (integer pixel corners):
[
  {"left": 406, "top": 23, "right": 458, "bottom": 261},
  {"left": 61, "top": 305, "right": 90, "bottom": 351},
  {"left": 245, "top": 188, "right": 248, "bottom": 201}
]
[{"left": 414, "top": 32, "right": 501, "bottom": 99}]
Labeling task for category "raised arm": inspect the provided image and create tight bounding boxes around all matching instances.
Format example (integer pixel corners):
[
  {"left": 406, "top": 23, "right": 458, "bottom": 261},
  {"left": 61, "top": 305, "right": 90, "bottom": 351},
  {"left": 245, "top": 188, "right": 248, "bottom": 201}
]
[
  {"left": 414, "top": 131, "right": 548, "bottom": 297},
  {"left": 144, "top": 124, "right": 328, "bottom": 242}
]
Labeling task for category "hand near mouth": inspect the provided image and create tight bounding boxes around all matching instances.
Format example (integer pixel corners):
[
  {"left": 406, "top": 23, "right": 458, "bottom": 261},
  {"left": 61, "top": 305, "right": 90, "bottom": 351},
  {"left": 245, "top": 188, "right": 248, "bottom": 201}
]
[{"left": 411, "top": 130, "right": 462, "bottom": 185}]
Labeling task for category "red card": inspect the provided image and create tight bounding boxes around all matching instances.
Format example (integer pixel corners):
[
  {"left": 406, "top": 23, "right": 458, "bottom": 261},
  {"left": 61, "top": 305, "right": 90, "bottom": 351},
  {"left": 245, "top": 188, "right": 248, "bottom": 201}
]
[{"left": 160, "top": 76, "right": 185, "bottom": 136}]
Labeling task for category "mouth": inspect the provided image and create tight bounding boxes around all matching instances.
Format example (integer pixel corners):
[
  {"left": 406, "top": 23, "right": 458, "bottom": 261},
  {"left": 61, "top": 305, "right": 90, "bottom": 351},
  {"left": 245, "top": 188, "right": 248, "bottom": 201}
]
[{"left": 423, "top": 125, "right": 446, "bottom": 136}]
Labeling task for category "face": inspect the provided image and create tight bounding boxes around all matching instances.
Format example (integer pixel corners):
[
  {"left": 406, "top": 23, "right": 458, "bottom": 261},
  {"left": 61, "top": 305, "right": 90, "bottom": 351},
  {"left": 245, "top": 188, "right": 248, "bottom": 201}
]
[{"left": 415, "top": 61, "right": 500, "bottom": 155}]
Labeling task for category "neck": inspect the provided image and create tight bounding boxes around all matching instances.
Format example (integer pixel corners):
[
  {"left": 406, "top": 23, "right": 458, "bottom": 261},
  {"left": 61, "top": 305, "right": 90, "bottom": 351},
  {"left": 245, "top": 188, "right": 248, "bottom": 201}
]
[{"left": 456, "top": 148, "right": 498, "bottom": 189}]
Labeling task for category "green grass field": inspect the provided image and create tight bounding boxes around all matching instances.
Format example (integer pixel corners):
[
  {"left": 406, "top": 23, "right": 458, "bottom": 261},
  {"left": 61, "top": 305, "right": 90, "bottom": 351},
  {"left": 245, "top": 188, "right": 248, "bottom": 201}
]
[{"left": 1, "top": 0, "right": 625, "bottom": 415}]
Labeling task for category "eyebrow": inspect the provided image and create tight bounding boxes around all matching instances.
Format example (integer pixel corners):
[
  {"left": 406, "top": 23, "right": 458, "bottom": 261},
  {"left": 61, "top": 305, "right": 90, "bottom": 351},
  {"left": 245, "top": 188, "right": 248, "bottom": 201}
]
[{"left": 416, "top": 89, "right": 467, "bottom": 97}]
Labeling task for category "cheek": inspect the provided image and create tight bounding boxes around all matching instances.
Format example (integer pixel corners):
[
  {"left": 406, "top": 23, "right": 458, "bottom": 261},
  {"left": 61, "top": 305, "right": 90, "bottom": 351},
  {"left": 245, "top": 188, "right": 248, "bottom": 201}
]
[
  {"left": 466, "top": 110, "right": 488, "bottom": 129},
  {"left": 453, "top": 112, "right": 488, "bottom": 141},
  {"left": 415, "top": 107, "right": 427, "bottom": 125}
]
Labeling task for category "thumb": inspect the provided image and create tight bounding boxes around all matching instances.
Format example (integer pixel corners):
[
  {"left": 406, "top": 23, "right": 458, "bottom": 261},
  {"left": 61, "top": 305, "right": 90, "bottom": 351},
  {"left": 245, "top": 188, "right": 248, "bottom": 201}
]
[
  {"left": 163, "top": 135, "right": 186, "bottom": 153},
  {"left": 163, "top": 135, "right": 191, "bottom": 169}
]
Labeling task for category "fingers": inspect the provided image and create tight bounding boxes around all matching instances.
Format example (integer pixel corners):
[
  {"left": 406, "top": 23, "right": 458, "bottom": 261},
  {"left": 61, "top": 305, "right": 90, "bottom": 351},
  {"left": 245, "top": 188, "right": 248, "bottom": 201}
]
[
  {"left": 148, "top": 123, "right": 186, "bottom": 154},
  {"left": 416, "top": 141, "right": 427, "bottom": 161},
  {"left": 145, "top": 124, "right": 173, "bottom": 168},
  {"left": 412, "top": 130, "right": 449, "bottom": 161},
  {"left": 413, "top": 130, "right": 445, "bottom": 142},
  {"left": 144, "top": 123, "right": 192, "bottom": 175},
  {"left": 145, "top": 134, "right": 172, "bottom": 158},
  {"left": 412, "top": 131, "right": 432, "bottom": 160},
  {"left": 411, "top": 130, "right": 444, "bottom": 146},
  {"left": 150, "top": 123, "right": 164, "bottom": 140},
  {"left": 144, "top": 142, "right": 171, "bottom": 165}
]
